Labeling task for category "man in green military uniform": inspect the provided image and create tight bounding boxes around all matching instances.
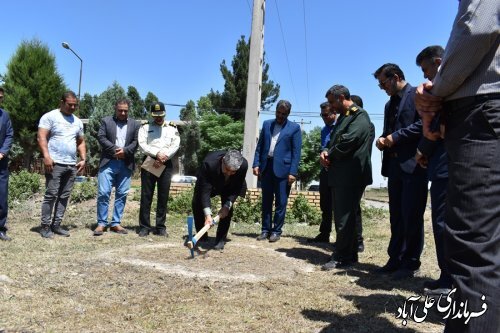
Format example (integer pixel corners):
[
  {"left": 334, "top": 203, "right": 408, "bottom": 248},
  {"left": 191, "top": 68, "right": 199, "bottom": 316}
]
[{"left": 320, "top": 85, "right": 373, "bottom": 270}]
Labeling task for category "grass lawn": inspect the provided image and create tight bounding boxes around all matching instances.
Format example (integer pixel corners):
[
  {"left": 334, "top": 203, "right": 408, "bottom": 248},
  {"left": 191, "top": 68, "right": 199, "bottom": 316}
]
[{"left": 0, "top": 189, "right": 445, "bottom": 333}]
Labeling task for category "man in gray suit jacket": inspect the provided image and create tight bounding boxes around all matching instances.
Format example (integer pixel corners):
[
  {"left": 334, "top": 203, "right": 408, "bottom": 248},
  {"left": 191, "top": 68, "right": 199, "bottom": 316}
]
[{"left": 94, "top": 98, "right": 140, "bottom": 236}]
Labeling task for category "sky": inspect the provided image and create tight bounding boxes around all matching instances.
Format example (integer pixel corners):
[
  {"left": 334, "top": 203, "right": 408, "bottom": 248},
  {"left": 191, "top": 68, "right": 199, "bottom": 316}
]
[{"left": 0, "top": 0, "right": 459, "bottom": 187}]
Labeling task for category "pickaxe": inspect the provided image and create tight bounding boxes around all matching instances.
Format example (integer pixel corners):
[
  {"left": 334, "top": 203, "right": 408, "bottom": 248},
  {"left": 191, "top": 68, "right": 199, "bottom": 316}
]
[{"left": 186, "top": 215, "right": 220, "bottom": 257}]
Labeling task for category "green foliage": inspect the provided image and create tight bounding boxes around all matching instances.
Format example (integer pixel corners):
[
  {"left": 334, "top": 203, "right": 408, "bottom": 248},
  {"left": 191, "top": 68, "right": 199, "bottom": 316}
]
[
  {"left": 127, "top": 86, "right": 146, "bottom": 119},
  {"left": 289, "top": 194, "right": 321, "bottom": 225},
  {"left": 208, "top": 35, "right": 280, "bottom": 120},
  {"left": 2, "top": 38, "right": 66, "bottom": 168},
  {"left": 70, "top": 178, "right": 97, "bottom": 203},
  {"left": 298, "top": 127, "right": 322, "bottom": 189},
  {"left": 232, "top": 194, "right": 261, "bottom": 224},
  {"left": 168, "top": 186, "right": 195, "bottom": 215},
  {"left": 144, "top": 92, "right": 159, "bottom": 110},
  {"left": 8, "top": 170, "right": 41, "bottom": 207},
  {"left": 78, "top": 93, "right": 95, "bottom": 119},
  {"left": 360, "top": 200, "right": 387, "bottom": 221},
  {"left": 198, "top": 113, "right": 244, "bottom": 164},
  {"left": 179, "top": 100, "right": 201, "bottom": 175}
]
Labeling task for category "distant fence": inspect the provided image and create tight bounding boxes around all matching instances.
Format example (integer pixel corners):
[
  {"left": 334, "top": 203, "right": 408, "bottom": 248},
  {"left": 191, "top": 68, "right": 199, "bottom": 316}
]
[{"left": 166, "top": 183, "right": 322, "bottom": 209}]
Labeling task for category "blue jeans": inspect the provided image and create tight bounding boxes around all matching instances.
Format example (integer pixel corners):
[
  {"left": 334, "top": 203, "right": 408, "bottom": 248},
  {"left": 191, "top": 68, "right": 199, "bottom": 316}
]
[
  {"left": 41, "top": 164, "right": 76, "bottom": 226},
  {"left": 97, "top": 160, "right": 132, "bottom": 227}
]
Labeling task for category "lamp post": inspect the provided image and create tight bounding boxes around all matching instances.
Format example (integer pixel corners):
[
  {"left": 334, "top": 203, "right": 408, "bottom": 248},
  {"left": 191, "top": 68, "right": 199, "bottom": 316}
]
[{"left": 61, "top": 42, "right": 83, "bottom": 100}]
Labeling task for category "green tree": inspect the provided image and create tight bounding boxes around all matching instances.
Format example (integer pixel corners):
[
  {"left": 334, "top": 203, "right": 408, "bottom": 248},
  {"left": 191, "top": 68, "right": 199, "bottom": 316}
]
[
  {"left": 85, "top": 82, "right": 127, "bottom": 173},
  {"left": 298, "top": 127, "right": 321, "bottom": 189},
  {"left": 127, "top": 85, "right": 146, "bottom": 119},
  {"left": 2, "top": 38, "right": 66, "bottom": 167},
  {"left": 208, "top": 35, "right": 280, "bottom": 120},
  {"left": 178, "top": 100, "right": 201, "bottom": 175},
  {"left": 144, "top": 91, "right": 159, "bottom": 111},
  {"left": 78, "top": 92, "right": 95, "bottom": 119},
  {"left": 198, "top": 113, "right": 243, "bottom": 164},
  {"left": 196, "top": 95, "right": 215, "bottom": 116}
]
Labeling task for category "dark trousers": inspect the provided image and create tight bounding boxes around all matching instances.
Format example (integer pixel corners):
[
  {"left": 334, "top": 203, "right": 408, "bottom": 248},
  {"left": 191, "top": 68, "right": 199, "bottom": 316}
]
[
  {"left": 260, "top": 158, "right": 291, "bottom": 235},
  {"left": 0, "top": 158, "right": 9, "bottom": 231},
  {"left": 387, "top": 159, "right": 428, "bottom": 270},
  {"left": 318, "top": 168, "right": 333, "bottom": 235},
  {"left": 139, "top": 161, "right": 173, "bottom": 231},
  {"left": 332, "top": 185, "right": 365, "bottom": 262},
  {"left": 41, "top": 164, "right": 76, "bottom": 226},
  {"left": 443, "top": 97, "right": 500, "bottom": 333},
  {"left": 430, "top": 177, "right": 451, "bottom": 285},
  {"left": 192, "top": 195, "right": 233, "bottom": 242},
  {"left": 320, "top": 169, "right": 363, "bottom": 243}
]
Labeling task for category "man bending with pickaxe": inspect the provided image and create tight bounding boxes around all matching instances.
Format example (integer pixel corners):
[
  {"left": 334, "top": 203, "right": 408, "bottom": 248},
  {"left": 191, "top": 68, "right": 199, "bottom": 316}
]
[{"left": 191, "top": 150, "right": 248, "bottom": 250}]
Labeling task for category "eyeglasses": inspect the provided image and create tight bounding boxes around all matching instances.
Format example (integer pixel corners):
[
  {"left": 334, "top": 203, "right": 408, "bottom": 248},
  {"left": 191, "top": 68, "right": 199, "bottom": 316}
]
[
  {"left": 378, "top": 76, "right": 393, "bottom": 88},
  {"left": 320, "top": 113, "right": 331, "bottom": 117}
]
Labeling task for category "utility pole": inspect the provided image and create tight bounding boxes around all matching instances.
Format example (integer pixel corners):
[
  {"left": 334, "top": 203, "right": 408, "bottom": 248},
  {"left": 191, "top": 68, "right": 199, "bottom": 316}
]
[
  {"left": 294, "top": 118, "right": 311, "bottom": 132},
  {"left": 242, "top": 0, "right": 266, "bottom": 188}
]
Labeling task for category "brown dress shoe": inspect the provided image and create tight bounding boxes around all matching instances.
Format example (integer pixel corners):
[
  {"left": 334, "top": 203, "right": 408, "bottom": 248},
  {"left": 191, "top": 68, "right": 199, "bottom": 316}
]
[
  {"left": 110, "top": 225, "right": 128, "bottom": 234},
  {"left": 93, "top": 225, "right": 105, "bottom": 236}
]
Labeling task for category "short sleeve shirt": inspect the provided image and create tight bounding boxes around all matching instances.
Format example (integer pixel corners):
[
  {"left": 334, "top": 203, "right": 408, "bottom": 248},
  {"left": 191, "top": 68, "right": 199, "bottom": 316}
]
[{"left": 38, "top": 109, "right": 84, "bottom": 165}]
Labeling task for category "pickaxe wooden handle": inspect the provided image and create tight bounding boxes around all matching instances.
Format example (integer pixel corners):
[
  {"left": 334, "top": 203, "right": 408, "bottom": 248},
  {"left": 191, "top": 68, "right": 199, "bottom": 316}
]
[{"left": 186, "top": 215, "right": 220, "bottom": 249}]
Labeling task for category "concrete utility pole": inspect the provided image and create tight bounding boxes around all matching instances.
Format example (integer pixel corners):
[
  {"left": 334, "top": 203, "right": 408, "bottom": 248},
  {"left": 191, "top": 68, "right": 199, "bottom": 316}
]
[{"left": 243, "top": 0, "right": 266, "bottom": 189}]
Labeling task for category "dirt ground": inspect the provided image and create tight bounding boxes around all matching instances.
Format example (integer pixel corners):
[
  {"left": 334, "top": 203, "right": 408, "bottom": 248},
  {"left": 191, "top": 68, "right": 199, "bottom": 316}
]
[{"left": 0, "top": 192, "right": 446, "bottom": 333}]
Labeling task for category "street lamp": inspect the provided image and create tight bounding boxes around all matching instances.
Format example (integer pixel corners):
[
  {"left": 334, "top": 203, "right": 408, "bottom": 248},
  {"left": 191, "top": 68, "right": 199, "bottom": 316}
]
[{"left": 61, "top": 42, "right": 83, "bottom": 100}]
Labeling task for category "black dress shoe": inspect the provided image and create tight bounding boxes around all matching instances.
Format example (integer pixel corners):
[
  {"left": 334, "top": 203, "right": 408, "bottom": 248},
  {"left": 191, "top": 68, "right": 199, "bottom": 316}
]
[
  {"left": 51, "top": 225, "right": 70, "bottom": 237},
  {"left": 392, "top": 268, "right": 419, "bottom": 280},
  {"left": 307, "top": 233, "right": 330, "bottom": 243},
  {"left": 0, "top": 231, "right": 11, "bottom": 241},
  {"left": 214, "top": 239, "right": 225, "bottom": 250},
  {"left": 321, "top": 259, "right": 354, "bottom": 271},
  {"left": 375, "top": 260, "right": 401, "bottom": 274},
  {"left": 256, "top": 232, "right": 269, "bottom": 241},
  {"left": 155, "top": 228, "right": 168, "bottom": 237},
  {"left": 138, "top": 228, "right": 150, "bottom": 237}
]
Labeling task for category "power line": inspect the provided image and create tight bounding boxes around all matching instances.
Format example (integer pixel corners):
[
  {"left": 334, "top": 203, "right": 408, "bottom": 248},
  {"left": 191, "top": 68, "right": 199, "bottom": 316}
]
[
  {"left": 302, "top": 0, "right": 311, "bottom": 115},
  {"left": 273, "top": 0, "right": 298, "bottom": 105}
]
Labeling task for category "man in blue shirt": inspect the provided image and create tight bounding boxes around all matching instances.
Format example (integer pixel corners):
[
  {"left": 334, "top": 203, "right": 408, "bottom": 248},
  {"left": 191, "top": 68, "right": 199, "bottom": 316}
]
[{"left": 308, "top": 102, "right": 336, "bottom": 243}]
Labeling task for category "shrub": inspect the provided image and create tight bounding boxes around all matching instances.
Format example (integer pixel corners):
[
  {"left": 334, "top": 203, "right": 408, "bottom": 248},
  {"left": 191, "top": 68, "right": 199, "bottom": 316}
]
[
  {"left": 232, "top": 194, "right": 261, "bottom": 224},
  {"left": 360, "top": 200, "right": 387, "bottom": 221},
  {"left": 290, "top": 193, "right": 321, "bottom": 225},
  {"left": 168, "top": 186, "right": 195, "bottom": 215},
  {"left": 8, "top": 170, "right": 41, "bottom": 207},
  {"left": 71, "top": 178, "right": 97, "bottom": 203}
]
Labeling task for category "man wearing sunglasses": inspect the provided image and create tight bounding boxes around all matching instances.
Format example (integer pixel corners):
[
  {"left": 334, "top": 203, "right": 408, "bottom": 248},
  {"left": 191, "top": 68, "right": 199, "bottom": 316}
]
[{"left": 373, "top": 64, "right": 428, "bottom": 280}]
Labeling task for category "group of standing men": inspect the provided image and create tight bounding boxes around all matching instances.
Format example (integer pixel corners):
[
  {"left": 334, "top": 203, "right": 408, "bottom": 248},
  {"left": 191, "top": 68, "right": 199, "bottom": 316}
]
[{"left": 35, "top": 94, "right": 181, "bottom": 240}]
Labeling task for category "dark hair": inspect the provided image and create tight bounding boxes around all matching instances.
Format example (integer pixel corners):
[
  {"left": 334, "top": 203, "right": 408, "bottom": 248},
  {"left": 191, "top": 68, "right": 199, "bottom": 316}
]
[
  {"left": 325, "top": 85, "right": 351, "bottom": 100},
  {"left": 61, "top": 91, "right": 77, "bottom": 102},
  {"left": 276, "top": 100, "right": 292, "bottom": 113},
  {"left": 373, "top": 63, "right": 405, "bottom": 80},
  {"left": 0, "top": 87, "right": 4, "bottom": 93},
  {"left": 416, "top": 45, "right": 444, "bottom": 66},
  {"left": 115, "top": 98, "right": 131, "bottom": 108},
  {"left": 320, "top": 101, "right": 330, "bottom": 109},
  {"left": 351, "top": 95, "right": 363, "bottom": 108}
]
